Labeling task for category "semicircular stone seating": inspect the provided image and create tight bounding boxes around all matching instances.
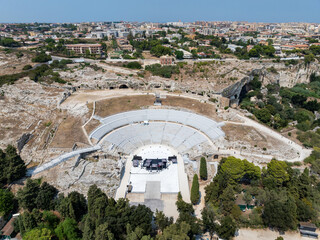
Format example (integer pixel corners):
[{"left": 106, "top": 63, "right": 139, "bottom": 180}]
[{"left": 89, "top": 109, "right": 225, "bottom": 154}]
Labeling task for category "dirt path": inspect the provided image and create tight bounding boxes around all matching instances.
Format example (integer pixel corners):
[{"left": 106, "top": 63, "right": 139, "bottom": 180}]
[{"left": 194, "top": 182, "right": 207, "bottom": 218}]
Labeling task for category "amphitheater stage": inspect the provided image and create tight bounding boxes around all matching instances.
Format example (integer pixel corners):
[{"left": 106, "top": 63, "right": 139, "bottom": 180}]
[
  {"left": 115, "top": 144, "right": 190, "bottom": 204},
  {"left": 129, "top": 145, "right": 179, "bottom": 193}
]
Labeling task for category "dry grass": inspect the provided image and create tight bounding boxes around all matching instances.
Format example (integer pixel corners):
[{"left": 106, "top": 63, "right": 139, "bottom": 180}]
[
  {"left": 95, "top": 95, "right": 155, "bottom": 117},
  {"left": 0, "top": 51, "right": 34, "bottom": 76},
  {"left": 222, "top": 123, "right": 268, "bottom": 148},
  {"left": 85, "top": 119, "right": 101, "bottom": 135},
  {"left": 93, "top": 94, "right": 219, "bottom": 120},
  {"left": 50, "top": 117, "right": 89, "bottom": 148},
  {"left": 162, "top": 96, "right": 217, "bottom": 119}
]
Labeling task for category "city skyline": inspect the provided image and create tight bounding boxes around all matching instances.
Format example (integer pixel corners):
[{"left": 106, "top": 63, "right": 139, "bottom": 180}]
[{"left": 1, "top": 0, "right": 320, "bottom": 23}]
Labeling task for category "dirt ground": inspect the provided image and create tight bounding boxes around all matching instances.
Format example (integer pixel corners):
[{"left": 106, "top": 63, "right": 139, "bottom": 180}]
[
  {"left": 94, "top": 95, "right": 155, "bottom": 117},
  {"left": 84, "top": 118, "right": 101, "bottom": 134},
  {"left": 162, "top": 95, "right": 218, "bottom": 119},
  {"left": 50, "top": 117, "right": 89, "bottom": 148},
  {"left": 222, "top": 123, "right": 268, "bottom": 149},
  {"left": 0, "top": 50, "right": 35, "bottom": 76},
  {"left": 93, "top": 94, "right": 218, "bottom": 120}
]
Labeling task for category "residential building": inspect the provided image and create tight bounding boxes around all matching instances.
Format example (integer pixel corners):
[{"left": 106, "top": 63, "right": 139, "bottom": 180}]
[
  {"left": 65, "top": 44, "right": 102, "bottom": 55},
  {"left": 160, "top": 55, "right": 175, "bottom": 65}
]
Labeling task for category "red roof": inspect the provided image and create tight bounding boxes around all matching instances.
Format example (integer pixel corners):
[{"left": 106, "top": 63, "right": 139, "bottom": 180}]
[{"left": 1, "top": 218, "right": 15, "bottom": 236}]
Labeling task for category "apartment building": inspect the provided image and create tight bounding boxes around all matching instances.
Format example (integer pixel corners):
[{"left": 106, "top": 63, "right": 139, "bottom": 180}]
[
  {"left": 160, "top": 55, "right": 175, "bottom": 65},
  {"left": 65, "top": 44, "right": 102, "bottom": 54}
]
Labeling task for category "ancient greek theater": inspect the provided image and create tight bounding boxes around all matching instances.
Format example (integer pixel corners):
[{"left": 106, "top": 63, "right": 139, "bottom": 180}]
[{"left": 25, "top": 91, "right": 311, "bottom": 218}]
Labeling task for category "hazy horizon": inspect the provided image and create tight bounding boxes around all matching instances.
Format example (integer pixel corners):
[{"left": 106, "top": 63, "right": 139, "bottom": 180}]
[{"left": 1, "top": 0, "right": 319, "bottom": 24}]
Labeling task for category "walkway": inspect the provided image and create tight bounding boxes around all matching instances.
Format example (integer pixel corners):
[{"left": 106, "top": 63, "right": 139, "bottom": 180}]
[
  {"left": 28, "top": 145, "right": 101, "bottom": 176},
  {"left": 115, "top": 154, "right": 132, "bottom": 200}
]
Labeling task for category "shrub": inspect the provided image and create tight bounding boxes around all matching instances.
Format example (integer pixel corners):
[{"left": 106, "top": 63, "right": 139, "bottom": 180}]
[
  {"left": 32, "top": 52, "right": 52, "bottom": 63},
  {"left": 0, "top": 72, "right": 28, "bottom": 86},
  {"left": 0, "top": 145, "right": 26, "bottom": 187},
  {"left": 254, "top": 108, "right": 271, "bottom": 123},
  {"left": 145, "top": 64, "right": 179, "bottom": 78},
  {"left": 23, "top": 65, "right": 32, "bottom": 70},
  {"left": 296, "top": 121, "right": 312, "bottom": 132},
  {"left": 124, "top": 61, "right": 142, "bottom": 69},
  {"left": 0, "top": 37, "right": 21, "bottom": 47},
  {"left": 200, "top": 157, "right": 208, "bottom": 180},
  {"left": 190, "top": 174, "right": 200, "bottom": 205},
  {"left": 267, "top": 66, "right": 278, "bottom": 74}
]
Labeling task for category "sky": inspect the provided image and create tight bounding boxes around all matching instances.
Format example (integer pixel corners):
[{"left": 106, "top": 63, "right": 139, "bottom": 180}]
[{"left": 0, "top": 0, "right": 319, "bottom": 23}]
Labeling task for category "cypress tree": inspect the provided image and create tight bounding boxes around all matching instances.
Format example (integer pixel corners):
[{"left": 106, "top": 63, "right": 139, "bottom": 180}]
[
  {"left": 200, "top": 157, "right": 208, "bottom": 180},
  {"left": 190, "top": 174, "right": 200, "bottom": 205}
]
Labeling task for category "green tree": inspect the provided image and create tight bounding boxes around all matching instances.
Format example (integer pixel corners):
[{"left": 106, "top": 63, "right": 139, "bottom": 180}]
[
  {"left": 0, "top": 145, "right": 26, "bottom": 185},
  {"left": 200, "top": 157, "right": 208, "bottom": 180},
  {"left": 55, "top": 218, "right": 81, "bottom": 240},
  {"left": 32, "top": 52, "right": 52, "bottom": 63},
  {"left": 243, "top": 159, "right": 261, "bottom": 182},
  {"left": 190, "top": 174, "right": 200, "bottom": 204},
  {"left": 254, "top": 108, "right": 271, "bottom": 123},
  {"left": 41, "top": 211, "right": 60, "bottom": 232},
  {"left": 150, "top": 45, "right": 172, "bottom": 57},
  {"left": 87, "top": 184, "right": 105, "bottom": 212},
  {"left": 0, "top": 189, "right": 15, "bottom": 217},
  {"left": 176, "top": 193, "right": 201, "bottom": 238},
  {"left": 129, "top": 204, "right": 153, "bottom": 235},
  {"left": 202, "top": 204, "right": 217, "bottom": 240},
  {"left": 125, "top": 61, "right": 142, "bottom": 69},
  {"left": 17, "top": 178, "right": 40, "bottom": 211},
  {"left": 243, "top": 191, "right": 253, "bottom": 205},
  {"left": 217, "top": 216, "right": 236, "bottom": 240},
  {"left": 175, "top": 51, "right": 184, "bottom": 60},
  {"left": 231, "top": 204, "right": 242, "bottom": 220},
  {"left": 263, "top": 160, "right": 289, "bottom": 188},
  {"left": 82, "top": 216, "right": 95, "bottom": 240},
  {"left": 219, "top": 157, "right": 245, "bottom": 184},
  {"left": 57, "top": 191, "right": 87, "bottom": 222},
  {"left": 145, "top": 64, "right": 179, "bottom": 78},
  {"left": 304, "top": 54, "right": 315, "bottom": 65},
  {"left": 155, "top": 210, "right": 173, "bottom": 232},
  {"left": 249, "top": 48, "right": 260, "bottom": 58},
  {"left": 23, "top": 64, "right": 33, "bottom": 70},
  {"left": 126, "top": 225, "right": 150, "bottom": 240},
  {"left": 157, "top": 222, "right": 190, "bottom": 240},
  {"left": 36, "top": 182, "right": 58, "bottom": 210},
  {"left": 262, "top": 196, "right": 297, "bottom": 231},
  {"left": 20, "top": 211, "right": 37, "bottom": 233},
  {"left": 24, "top": 228, "right": 53, "bottom": 240},
  {"left": 95, "top": 223, "right": 114, "bottom": 240},
  {"left": 219, "top": 185, "right": 235, "bottom": 215}
]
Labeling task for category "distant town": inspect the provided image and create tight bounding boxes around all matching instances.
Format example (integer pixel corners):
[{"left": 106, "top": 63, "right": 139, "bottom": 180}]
[{"left": 0, "top": 21, "right": 319, "bottom": 63}]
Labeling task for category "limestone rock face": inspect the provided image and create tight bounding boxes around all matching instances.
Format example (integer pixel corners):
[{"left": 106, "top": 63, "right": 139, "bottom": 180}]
[{"left": 221, "top": 62, "right": 320, "bottom": 105}]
